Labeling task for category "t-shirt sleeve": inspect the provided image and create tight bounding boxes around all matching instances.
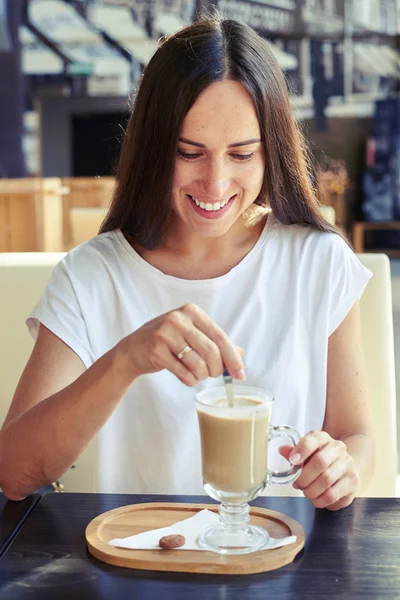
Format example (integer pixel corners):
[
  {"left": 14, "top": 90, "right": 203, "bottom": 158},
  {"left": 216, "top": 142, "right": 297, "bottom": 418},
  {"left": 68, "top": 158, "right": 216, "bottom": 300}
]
[
  {"left": 327, "top": 236, "right": 372, "bottom": 336},
  {"left": 26, "top": 260, "right": 95, "bottom": 368}
]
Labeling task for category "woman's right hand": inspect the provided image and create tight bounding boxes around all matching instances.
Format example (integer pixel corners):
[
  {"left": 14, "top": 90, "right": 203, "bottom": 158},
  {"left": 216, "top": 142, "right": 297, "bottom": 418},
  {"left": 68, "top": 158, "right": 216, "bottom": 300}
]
[{"left": 119, "top": 303, "right": 245, "bottom": 386}]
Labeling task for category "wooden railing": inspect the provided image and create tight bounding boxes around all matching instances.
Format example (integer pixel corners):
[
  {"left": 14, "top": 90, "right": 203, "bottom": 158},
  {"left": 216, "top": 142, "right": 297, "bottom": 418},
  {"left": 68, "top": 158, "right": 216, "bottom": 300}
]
[
  {"left": 352, "top": 221, "right": 400, "bottom": 258},
  {"left": 0, "top": 177, "right": 116, "bottom": 252},
  {"left": 62, "top": 177, "right": 116, "bottom": 249}
]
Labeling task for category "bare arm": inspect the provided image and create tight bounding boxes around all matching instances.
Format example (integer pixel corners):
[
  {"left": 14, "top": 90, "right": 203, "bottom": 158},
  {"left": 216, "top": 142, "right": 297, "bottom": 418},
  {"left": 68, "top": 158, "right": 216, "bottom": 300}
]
[
  {"left": 280, "top": 301, "right": 375, "bottom": 510},
  {"left": 322, "top": 299, "right": 375, "bottom": 501},
  {"left": 0, "top": 324, "right": 135, "bottom": 500}
]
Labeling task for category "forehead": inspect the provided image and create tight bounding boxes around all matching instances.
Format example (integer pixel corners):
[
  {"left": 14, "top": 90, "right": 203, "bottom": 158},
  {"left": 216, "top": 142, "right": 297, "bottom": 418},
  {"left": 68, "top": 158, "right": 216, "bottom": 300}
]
[{"left": 180, "top": 80, "right": 261, "bottom": 145}]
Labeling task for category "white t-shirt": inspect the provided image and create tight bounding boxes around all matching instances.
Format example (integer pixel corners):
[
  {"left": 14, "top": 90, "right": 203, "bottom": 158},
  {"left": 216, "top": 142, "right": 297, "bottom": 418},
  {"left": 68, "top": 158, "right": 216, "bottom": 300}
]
[{"left": 27, "top": 215, "right": 372, "bottom": 495}]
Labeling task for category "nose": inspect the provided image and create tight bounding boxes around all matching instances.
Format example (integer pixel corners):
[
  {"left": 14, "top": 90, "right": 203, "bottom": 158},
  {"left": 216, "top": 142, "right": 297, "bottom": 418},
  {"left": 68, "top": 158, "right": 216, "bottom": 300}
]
[{"left": 199, "top": 157, "right": 231, "bottom": 200}]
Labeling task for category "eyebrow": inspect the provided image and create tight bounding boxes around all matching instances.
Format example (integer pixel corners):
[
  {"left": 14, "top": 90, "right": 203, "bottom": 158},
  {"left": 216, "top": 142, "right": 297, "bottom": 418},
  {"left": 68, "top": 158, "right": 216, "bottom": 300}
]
[{"left": 179, "top": 137, "right": 261, "bottom": 148}]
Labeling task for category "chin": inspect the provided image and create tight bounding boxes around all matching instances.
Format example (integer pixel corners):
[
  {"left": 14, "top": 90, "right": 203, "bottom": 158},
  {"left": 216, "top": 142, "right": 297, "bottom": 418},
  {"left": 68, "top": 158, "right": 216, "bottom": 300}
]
[{"left": 190, "top": 221, "right": 233, "bottom": 237}]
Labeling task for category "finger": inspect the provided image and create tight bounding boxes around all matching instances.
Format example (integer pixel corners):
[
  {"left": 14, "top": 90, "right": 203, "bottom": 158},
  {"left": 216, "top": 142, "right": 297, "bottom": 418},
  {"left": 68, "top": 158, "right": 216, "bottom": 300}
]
[
  {"left": 182, "top": 304, "right": 245, "bottom": 380},
  {"left": 323, "top": 493, "right": 355, "bottom": 512},
  {"left": 168, "top": 322, "right": 222, "bottom": 378},
  {"left": 162, "top": 310, "right": 223, "bottom": 378},
  {"left": 149, "top": 340, "right": 199, "bottom": 387},
  {"left": 288, "top": 430, "right": 331, "bottom": 466},
  {"left": 176, "top": 341, "right": 245, "bottom": 381},
  {"left": 300, "top": 458, "right": 346, "bottom": 500},
  {"left": 178, "top": 347, "right": 210, "bottom": 381},
  {"left": 182, "top": 330, "right": 224, "bottom": 378},
  {"left": 168, "top": 354, "right": 201, "bottom": 387},
  {"left": 312, "top": 477, "right": 353, "bottom": 510},
  {"left": 294, "top": 443, "right": 343, "bottom": 490},
  {"left": 278, "top": 445, "right": 295, "bottom": 462}
]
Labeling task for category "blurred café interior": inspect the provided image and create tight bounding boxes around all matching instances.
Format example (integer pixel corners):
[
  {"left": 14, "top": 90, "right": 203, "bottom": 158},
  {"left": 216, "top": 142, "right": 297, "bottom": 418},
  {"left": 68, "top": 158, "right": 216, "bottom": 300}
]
[{"left": 0, "top": 0, "right": 399, "bottom": 494}]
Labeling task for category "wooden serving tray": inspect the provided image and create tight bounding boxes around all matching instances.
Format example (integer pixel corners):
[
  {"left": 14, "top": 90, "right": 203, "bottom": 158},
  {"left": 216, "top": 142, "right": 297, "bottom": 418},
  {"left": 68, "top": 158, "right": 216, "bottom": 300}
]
[{"left": 86, "top": 502, "right": 305, "bottom": 575}]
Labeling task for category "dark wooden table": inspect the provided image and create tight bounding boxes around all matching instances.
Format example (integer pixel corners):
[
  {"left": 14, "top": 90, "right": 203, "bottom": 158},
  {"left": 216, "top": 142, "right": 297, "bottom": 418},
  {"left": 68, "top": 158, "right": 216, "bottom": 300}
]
[
  {"left": 0, "top": 493, "right": 399, "bottom": 599},
  {"left": 0, "top": 493, "right": 41, "bottom": 558}
]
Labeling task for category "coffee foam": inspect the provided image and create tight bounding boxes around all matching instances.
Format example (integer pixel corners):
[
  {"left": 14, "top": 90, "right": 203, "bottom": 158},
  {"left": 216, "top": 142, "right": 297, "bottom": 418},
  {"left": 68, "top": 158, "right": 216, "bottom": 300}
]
[{"left": 198, "top": 395, "right": 269, "bottom": 419}]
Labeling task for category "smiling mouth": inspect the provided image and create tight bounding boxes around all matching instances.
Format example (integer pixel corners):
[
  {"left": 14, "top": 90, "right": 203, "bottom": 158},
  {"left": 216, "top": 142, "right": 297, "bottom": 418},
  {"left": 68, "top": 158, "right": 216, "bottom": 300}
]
[{"left": 187, "top": 194, "right": 237, "bottom": 211}]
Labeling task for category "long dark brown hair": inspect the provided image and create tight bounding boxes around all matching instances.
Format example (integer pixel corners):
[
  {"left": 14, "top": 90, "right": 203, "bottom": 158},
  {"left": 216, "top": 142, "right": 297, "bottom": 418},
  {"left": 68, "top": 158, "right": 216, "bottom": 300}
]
[{"left": 100, "top": 15, "right": 343, "bottom": 249}]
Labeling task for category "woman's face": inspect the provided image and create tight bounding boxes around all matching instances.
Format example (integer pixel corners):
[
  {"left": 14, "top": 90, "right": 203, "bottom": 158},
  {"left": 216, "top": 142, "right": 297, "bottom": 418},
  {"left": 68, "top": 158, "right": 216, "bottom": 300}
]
[{"left": 171, "top": 80, "right": 265, "bottom": 238}]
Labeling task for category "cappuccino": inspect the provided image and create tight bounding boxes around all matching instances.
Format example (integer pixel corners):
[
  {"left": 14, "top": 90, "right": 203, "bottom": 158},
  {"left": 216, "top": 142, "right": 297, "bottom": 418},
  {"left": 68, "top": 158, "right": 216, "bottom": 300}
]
[{"left": 197, "top": 396, "right": 270, "bottom": 494}]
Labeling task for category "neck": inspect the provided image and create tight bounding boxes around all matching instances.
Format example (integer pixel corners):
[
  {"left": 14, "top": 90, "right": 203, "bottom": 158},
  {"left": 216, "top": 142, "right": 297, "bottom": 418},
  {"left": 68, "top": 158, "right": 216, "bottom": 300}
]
[
  {"left": 163, "top": 206, "right": 268, "bottom": 260},
  {"left": 129, "top": 207, "right": 269, "bottom": 280}
]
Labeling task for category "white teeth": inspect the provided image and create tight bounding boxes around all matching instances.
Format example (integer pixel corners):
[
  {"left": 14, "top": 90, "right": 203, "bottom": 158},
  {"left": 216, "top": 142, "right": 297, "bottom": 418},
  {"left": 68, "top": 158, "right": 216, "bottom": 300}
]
[{"left": 190, "top": 196, "right": 232, "bottom": 211}]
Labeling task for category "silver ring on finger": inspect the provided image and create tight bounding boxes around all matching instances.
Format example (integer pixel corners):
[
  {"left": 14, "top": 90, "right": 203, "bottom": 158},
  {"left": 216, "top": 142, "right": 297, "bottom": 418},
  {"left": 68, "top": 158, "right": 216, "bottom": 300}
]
[{"left": 177, "top": 344, "right": 193, "bottom": 360}]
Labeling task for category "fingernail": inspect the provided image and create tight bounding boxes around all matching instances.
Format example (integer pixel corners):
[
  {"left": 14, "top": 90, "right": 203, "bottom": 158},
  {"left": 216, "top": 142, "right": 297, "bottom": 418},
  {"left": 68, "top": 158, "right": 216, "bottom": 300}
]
[
  {"left": 293, "top": 483, "right": 299, "bottom": 489},
  {"left": 289, "top": 453, "right": 301, "bottom": 465},
  {"left": 234, "top": 369, "right": 246, "bottom": 381}
]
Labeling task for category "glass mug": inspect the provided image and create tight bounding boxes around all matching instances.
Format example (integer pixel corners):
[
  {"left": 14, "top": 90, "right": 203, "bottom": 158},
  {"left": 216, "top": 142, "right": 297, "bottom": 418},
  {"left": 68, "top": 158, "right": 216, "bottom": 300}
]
[{"left": 195, "top": 386, "right": 301, "bottom": 555}]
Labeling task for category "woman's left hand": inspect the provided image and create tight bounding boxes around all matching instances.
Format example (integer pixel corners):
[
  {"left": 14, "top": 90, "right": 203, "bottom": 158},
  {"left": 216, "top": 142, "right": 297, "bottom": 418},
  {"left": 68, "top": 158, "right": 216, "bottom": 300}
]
[{"left": 279, "top": 430, "right": 360, "bottom": 511}]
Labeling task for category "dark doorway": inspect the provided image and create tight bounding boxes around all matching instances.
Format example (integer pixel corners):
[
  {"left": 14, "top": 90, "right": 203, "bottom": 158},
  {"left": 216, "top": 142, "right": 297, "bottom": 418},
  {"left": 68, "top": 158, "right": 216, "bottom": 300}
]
[{"left": 72, "top": 112, "right": 129, "bottom": 176}]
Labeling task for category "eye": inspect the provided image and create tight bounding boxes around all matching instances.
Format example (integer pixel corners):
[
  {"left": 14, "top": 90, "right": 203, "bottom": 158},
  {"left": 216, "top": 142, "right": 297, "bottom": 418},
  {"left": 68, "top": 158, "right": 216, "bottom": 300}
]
[
  {"left": 177, "top": 150, "right": 202, "bottom": 160},
  {"left": 231, "top": 153, "right": 255, "bottom": 161}
]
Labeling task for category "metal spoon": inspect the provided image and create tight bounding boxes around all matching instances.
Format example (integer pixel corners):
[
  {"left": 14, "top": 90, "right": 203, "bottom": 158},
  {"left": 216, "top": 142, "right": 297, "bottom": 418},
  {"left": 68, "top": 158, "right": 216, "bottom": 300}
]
[{"left": 223, "top": 368, "right": 234, "bottom": 408}]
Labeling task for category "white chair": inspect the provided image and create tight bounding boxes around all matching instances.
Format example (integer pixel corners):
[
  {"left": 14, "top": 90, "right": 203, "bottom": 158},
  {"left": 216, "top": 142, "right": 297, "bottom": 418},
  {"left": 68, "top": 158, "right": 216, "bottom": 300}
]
[
  {"left": 357, "top": 253, "right": 398, "bottom": 497},
  {"left": 319, "top": 204, "right": 336, "bottom": 225},
  {"left": 0, "top": 252, "right": 97, "bottom": 493}
]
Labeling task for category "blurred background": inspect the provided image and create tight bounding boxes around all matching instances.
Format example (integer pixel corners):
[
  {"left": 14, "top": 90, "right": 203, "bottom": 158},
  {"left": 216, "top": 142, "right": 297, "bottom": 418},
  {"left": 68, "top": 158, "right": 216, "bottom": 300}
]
[{"left": 0, "top": 0, "right": 399, "bottom": 487}]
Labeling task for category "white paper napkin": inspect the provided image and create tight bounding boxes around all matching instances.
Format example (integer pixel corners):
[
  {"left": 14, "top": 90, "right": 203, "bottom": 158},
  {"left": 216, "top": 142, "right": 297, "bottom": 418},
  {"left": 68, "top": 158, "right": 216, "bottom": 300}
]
[{"left": 108, "top": 509, "right": 297, "bottom": 551}]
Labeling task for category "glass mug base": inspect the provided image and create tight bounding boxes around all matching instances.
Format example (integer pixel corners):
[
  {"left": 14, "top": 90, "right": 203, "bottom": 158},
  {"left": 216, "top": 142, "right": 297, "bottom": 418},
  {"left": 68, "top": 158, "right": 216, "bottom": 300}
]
[{"left": 198, "top": 523, "right": 269, "bottom": 555}]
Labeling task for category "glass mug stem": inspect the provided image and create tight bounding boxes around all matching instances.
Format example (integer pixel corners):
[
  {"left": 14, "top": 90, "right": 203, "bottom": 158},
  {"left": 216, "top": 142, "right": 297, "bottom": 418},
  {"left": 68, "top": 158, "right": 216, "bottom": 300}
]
[
  {"left": 199, "top": 501, "right": 268, "bottom": 554},
  {"left": 218, "top": 502, "right": 250, "bottom": 535}
]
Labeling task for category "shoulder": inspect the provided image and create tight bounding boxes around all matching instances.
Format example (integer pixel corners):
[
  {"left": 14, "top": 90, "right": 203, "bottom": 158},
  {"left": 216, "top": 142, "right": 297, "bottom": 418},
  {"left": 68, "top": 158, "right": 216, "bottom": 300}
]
[
  {"left": 270, "top": 216, "right": 350, "bottom": 262},
  {"left": 59, "top": 230, "right": 126, "bottom": 277}
]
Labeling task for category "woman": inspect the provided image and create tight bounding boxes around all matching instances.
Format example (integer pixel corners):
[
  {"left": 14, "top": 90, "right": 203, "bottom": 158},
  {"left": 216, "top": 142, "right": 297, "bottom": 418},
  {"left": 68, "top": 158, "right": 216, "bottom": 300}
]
[{"left": 0, "top": 17, "right": 374, "bottom": 509}]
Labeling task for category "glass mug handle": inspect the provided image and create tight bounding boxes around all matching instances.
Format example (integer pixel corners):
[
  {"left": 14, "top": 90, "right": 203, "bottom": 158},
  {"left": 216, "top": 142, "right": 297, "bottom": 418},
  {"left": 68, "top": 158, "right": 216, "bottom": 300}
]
[{"left": 266, "top": 425, "right": 301, "bottom": 486}]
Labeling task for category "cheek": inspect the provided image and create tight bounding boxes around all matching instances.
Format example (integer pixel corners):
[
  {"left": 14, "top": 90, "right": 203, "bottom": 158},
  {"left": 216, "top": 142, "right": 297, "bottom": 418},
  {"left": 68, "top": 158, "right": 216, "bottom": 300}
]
[
  {"left": 243, "top": 164, "right": 264, "bottom": 190},
  {"left": 171, "top": 167, "right": 181, "bottom": 191},
  {"left": 172, "top": 163, "right": 196, "bottom": 191},
  {"left": 171, "top": 166, "right": 193, "bottom": 212}
]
